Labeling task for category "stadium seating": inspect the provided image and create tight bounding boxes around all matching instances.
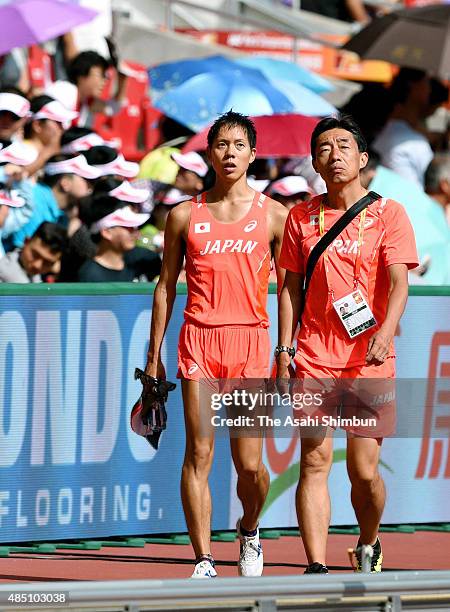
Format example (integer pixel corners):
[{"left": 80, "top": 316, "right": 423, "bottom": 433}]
[{"left": 93, "top": 61, "right": 160, "bottom": 161}]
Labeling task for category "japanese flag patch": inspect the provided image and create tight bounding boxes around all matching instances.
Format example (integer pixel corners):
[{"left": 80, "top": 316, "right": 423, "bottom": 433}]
[{"left": 194, "top": 222, "right": 210, "bottom": 233}]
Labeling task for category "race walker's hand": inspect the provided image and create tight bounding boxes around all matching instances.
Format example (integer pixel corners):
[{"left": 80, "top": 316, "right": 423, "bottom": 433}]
[
  {"left": 130, "top": 368, "right": 176, "bottom": 450},
  {"left": 144, "top": 358, "right": 166, "bottom": 380},
  {"left": 366, "top": 328, "right": 392, "bottom": 364},
  {"left": 134, "top": 368, "right": 176, "bottom": 417},
  {"left": 276, "top": 352, "right": 294, "bottom": 395}
]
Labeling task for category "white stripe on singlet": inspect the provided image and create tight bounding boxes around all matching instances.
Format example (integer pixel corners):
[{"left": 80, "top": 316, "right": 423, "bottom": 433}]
[{"left": 257, "top": 192, "right": 266, "bottom": 208}]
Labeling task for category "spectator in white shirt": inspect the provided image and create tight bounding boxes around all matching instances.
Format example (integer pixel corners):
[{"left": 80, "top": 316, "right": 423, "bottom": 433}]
[
  {"left": 373, "top": 69, "right": 433, "bottom": 187},
  {"left": 46, "top": 50, "right": 127, "bottom": 129}
]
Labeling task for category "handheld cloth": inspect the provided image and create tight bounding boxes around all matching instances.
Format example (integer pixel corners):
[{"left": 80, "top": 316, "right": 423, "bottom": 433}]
[{"left": 130, "top": 368, "right": 176, "bottom": 450}]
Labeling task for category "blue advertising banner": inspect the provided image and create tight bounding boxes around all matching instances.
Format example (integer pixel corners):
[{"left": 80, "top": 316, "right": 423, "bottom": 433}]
[
  {"left": 0, "top": 285, "right": 449, "bottom": 541},
  {"left": 0, "top": 290, "right": 231, "bottom": 542}
]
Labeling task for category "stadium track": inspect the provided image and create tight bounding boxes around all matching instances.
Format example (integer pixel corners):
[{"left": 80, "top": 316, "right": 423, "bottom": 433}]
[{"left": 0, "top": 531, "right": 448, "bottom": 583}]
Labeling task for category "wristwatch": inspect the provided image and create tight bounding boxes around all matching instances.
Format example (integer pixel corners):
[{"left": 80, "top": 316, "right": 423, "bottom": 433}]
[{"left": 274, "top": 345, "right": 295, "bottom": 359}]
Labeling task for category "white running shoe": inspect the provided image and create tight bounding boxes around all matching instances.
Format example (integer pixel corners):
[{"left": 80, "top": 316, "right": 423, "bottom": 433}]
[
  {"left": 236, "top": 518, "right": 264, "bottom": 577},
  {"left": 190, "top": 558, "right": 217, "bottom": 579}
]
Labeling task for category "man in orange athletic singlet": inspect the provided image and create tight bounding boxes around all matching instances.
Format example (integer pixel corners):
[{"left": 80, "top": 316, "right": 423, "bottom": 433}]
[
  {"left": 145, "top": 111, "right": 288, "bottom": 578},
  {"left": 277, "top": 115, "right": 418, "bottom": 574}
]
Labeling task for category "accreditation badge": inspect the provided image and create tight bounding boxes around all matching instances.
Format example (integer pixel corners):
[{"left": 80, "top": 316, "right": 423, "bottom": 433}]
[{"left": 333, "top": 289, "right": 377, "bottom": 338}]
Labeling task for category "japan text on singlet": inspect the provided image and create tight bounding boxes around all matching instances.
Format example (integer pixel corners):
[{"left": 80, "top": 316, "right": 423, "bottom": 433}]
[{"left": 184, "top": 191, "right": 271, "bottom": 327}]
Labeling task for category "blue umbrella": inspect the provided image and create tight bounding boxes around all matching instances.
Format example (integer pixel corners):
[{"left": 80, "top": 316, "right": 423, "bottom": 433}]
[
  {"left": 149, "top": 55, "right": 263, "bottom": 99},
  {"left": 271, "top": 79, "right": 336, "bottom": 116},
  {"left": 236, "top": 56, "right": 334, "bottom": 94},
  {"left": 153, "top": 70, "right": 294, "bottom": 132},
  {"left": 370, "top": 165, "right": 450, "bottom": 284}
]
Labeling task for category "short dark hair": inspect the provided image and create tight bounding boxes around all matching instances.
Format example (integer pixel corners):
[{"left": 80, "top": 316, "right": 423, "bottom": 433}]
[
  {"left": 40, "top": 153, "right": 79, "bottom": 187},
  {"left": 88, "top": 194, "right": 126, "bottom": 225},
  {"left": 67, "top": 51, "right": 109, "bottom": 84},
  {"left": 207, "top": 110, "right": 257, "bottom": 150},
  {"left": 31, "top": 222, "right": 68, "bottom": 254},
  {"left": 82, "top": 145, "right": 117, "bottom": 166},
  {"left": 364, "top": 148, "right": 381, "bottom": 173},
  {"left": 88, "top": 194, "right": 130, "bottom": 242},
  {"left": 390, "top": 68, "right": 428, "bottom": 105},
  {"left": 61, "top": 126, "right": 95, "bottom": 147},
  {"left": 310, "top": 114, "right": 367, "bottom": 159},
  {"left": 24, "top": 95, "right": 56, "bottom": 138},
  {"left": 0, "top": 86, "right": 28, "bottom": 98},
  {"left": 429, "top": 78, "right": 449, "bottom": 107},
  {"left": 29, "top": 94, "right": 55, "bottom": 114},
  {"left": 424, "top": 154, "right": 450, "bottom": 193},
  {"left": 93, "top": 176, "right": 122, "bottom": 196}
]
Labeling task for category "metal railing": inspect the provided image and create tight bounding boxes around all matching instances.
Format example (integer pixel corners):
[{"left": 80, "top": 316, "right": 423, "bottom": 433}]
[
  {"left": 162, "top": 0, "right": 304, "bottom": 36},
  {"left": 1, "top": 570, "right": 450, "bottom": 611},
  {"left": 160, "top": 0, "right": 354, "bottom": 60}
]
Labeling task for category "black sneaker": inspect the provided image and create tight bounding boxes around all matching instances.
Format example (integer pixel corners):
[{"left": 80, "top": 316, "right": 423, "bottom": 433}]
[
  {"left": 304, "top": 562, "right": 328, "bottom": 574},
  {"left": 355, "top": 538, "right": 383, "bottom": 572}
]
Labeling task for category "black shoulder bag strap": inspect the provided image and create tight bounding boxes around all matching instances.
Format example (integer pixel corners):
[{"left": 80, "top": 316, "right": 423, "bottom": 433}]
[{"left": 303, "top": 190, "right": 382, "bottom": 298}]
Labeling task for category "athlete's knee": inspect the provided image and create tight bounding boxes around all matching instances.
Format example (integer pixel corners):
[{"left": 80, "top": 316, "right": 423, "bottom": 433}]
[
  {"left": 184, "top": 441, "right": 214, "bottom": 474},
  {"left": 300, "top": 445, "right": 332, "bottom": 477},
  {"left": 348, "top": 462, "right": 380, "bottom": 489},
  {"left": 235, "top": 458, "right": 266, "bottom": 484}
]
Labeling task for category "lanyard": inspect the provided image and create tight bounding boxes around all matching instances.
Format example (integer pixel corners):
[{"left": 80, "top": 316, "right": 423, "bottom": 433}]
[{"left": 318, "top": 201, "right": 367, "bottom": 300}]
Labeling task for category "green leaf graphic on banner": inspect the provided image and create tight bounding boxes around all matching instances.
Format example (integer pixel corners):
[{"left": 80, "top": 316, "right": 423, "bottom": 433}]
[{"left": 261, "top": 449, "right": 393, "bottom": 516}]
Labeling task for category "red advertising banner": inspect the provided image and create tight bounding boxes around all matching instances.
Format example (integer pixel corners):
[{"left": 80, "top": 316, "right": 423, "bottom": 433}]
[
  {"left": 177, "top": 29, "right": 394, "bottom": 82},
  {"left": 404, "top": 0, "right": 448, "bottom": 6}
]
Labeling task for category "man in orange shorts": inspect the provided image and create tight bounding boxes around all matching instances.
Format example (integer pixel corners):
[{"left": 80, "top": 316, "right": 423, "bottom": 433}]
[
  {"left": 277, "top": 115, "right": 419, "bottom": 574},
  {"left": 144, "top": 111, "right": 287, "bottom": 578}
]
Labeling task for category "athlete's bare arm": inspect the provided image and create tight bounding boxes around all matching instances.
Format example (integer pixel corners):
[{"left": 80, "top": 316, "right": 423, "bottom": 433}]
[
  {"left": 345, "top": 0, "right": 370, "bottom": 24},
  {"left": 145, "top": 202, "right": 190, "bottom": 378},
  {"left": 267, "top": 198, "right": 288, "bottom": 292},
  {"left": 366, "top": 263, "right": 408, "bottom": 363}
]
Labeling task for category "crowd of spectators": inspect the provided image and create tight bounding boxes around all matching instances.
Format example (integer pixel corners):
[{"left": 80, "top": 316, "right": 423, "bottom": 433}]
[
  {"left": 0, "top": 74, "right": 162, "bottom": 283},
  {"left": 0, "top": 0, "right": 449, "bottom": 284}
]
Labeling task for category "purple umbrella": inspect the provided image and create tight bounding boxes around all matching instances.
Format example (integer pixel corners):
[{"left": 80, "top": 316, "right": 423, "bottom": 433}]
[{"left": 0, "top": 0, "right": 97, "bottom": 57}]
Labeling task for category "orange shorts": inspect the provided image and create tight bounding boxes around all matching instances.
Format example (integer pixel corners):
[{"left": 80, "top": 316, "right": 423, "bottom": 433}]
[
  {"left": 293, "top": 354, "right": 396, "bottom": 438},
  {"left": 177, "top": 322, "right": 270, "bottom": 381}
]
